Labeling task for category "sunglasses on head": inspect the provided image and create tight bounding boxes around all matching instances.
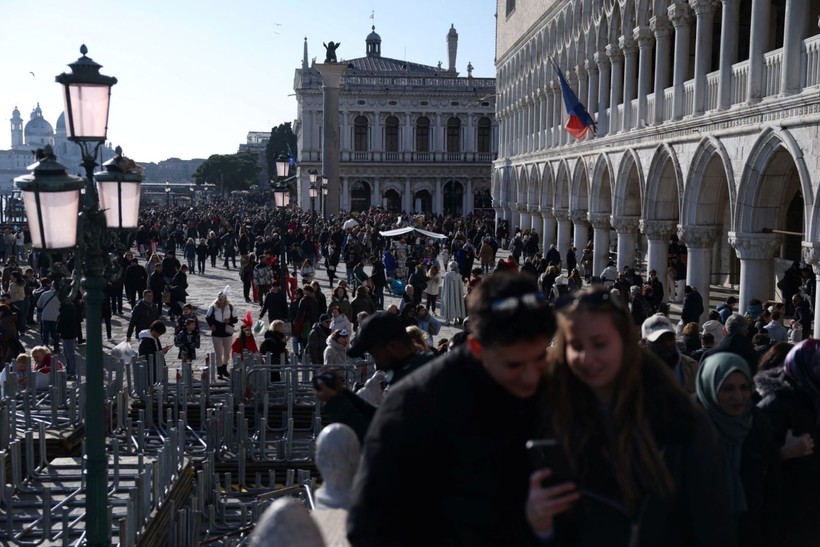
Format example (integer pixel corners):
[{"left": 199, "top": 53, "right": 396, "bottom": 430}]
[
  {"left": 489, "top": 291, "right": 549, "bottom": 314},
  {"left": 554, "top": 289, "right": 626, "bottom": 312}
]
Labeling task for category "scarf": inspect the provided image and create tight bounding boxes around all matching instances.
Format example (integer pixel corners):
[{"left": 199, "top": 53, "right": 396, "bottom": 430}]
[
  {"left": 783, "top": 338, "right": 820, "bottom": 422},
  {"left": 695, "top": 352, "right": 752, "bottom": 514}
]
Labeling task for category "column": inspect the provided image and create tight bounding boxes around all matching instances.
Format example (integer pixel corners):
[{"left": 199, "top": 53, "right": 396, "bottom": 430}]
[
  {"left": 545, "top": 86, "right": 555, "bottom": 148},
  {"left": 781, "top": 0, "right": 803, "bottom": 95},
  {"left": 611, "top": 216, "right": 640, "bottom": 271},
  {"left": 607, "top": 44, "right": 624, "bottom": 134},
  {"left": 464, "top": 178, "right": 473, "bottom": 215},
  {"left": 554, "top": 209, "right": 572, "bottom": 262},
  {"left": 373, "top": 178, "right": 381, "bottom": 211},
  {"left": 315, "top": 62, "right": 349, "bottom": 215},
  {"left": 403, "top": 177, "right": 411, "bottom": 213},
  {"left": 620, "top": 36, "right": 638, "bottom": 131},
  {"left": 435, "top": 178, "right": 443, "bottom": 215},
  {"left": 553, "top": 81, "right": 564, "bottom": 146},
  {"left": 570, "top": 211, "right": 590, "bottom": 265},
  {"left": 576, "top": 64, "right": 589, "bottom": 128},
  {"left": 541, "top": 207, "right": 557, "bottom": 247},
  {"left": 530, "top": 206, "right": 543, "bottom": 240},
  {"left": 635, "top": 26, "right": 654, "bottom": 127},
  {"left": 669, "top": 3, "right": 693, "bottom": 120},
  {"left": 518, "top": 203, "right": 531, "bottom": 235},
  {"left": 640, "top": 219, "right": 677, "bottom": 287},
  {"left": 537, "top": 90, "right": 546, "bottom": 149},
  {"left": 802, "top": 242, "right": 820, "bottom": 338},
  {"left": 341, "top": 177, "right": 350, "bottom": 211},
  {"left": 691, "top": 0, "right": 716, "bottom": 115},
  {"left": 717, "top": 0, "right": 740, "bottom": 109},
  {"left": 373, "top": 114, "right": 382, "bottom": 153},
  {"left": 746, "top": 0, "right": 770, "bottom": 102},
  {"left": 585, "top": 59, "right": 599, "bottom": 135},
  {"left": 596, "top": 51, "right": 611, "bottom": 136},
  {"left": 588, "top": 213, "right": 611, "bottom": 278},
  {"left": 728, "top": 232, "right": 782, "bottom": 316},
  {"left": 680, "top": 225, "right": 719, "bottom": 323},
  {"left": 651, "top": 15, "right": 672, "bottom": 124}
]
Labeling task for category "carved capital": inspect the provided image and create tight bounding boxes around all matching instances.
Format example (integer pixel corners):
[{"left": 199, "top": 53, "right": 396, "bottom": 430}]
[
  {"left": 585, "top": 59, "right": 599, "bottom": 76},
  {"left": 528, "top": 205, "right": 541, "bottom": 215},
  {"left": 569, "top": 210, "right": 590, "bottom": 225},
  {"left": 610, "top": 216, "right": 641, "bottom": 234},
  {"left": 650, "top": 15, "right": 672, "bottom": 37},
  {"left": 634, "top": 26, "right": 654, "bottom": 46},
  {"left": 679, "top": 225, "right": 719, "bottom": 248},
  {"left": 689, "top": 0, "right": 716, "bottom": 17},
  {"left": 587, "top": 212, "right": 611, "bottom": 230},
  {"left": 619, "top": 36, "right": 638, "bottom": 57},
  {"left": 517, "top": 202, "right": 528, "bottom": 213},
  {"left": 606, "top": 43, "right": 624, "bottom": 63},
  {"left": 640, "top": 219, "right": 678, "bottom": 240},
  {"left": 540, "top": 206, "right": 553, "bottom": 216},
  {"left": 575, "top": 64, "right": 588, "bottom": 79},
  {"left": 668, "top": 3, "right": 693, "bottom": 27},
  {"left": 553, "top": 209, "right": 571, "bottom": 222},
  {"left": 801, "top": 241, "right": 820, "bottom": 267},
  {"left": 728, "top": 232, "right": 782, "bottom": 260},
  {"left": 594, "top": 51, "right": 611, "bottom": 69}
]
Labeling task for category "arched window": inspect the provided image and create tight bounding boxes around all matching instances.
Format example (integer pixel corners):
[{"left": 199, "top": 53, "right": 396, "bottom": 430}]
[
  {"left": 443, "top": 180, "right": 464, "bottom": 215},
  {"left": 414, "top": 189, "right": 433, "bottom": 214},
  {"left": 354, "top": 116, "right": 369, "bottom": 152},
  {"left": 474, "top": 188, "right": 493, "bottom": 209},
  {"left": 350, "top": 180, "right": 372, "bottom": 212},
  {"left": 477, "top": 117, "right": 492, "bottom": 153},
  {"left": 383, "top": 189, "right": 402, "bottom": 212},
  {"left": 385, "top": 116, "right": 399, "bottom": 152},
  {"left": 446, "top": 117, "right": 461, "bottom": 153},
  {"left": 415, "top": 117, "right": 430, "bottom": 152}
]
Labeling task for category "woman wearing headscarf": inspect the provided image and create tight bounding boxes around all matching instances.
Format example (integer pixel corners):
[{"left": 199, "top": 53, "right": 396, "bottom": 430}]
[
  {"left": 696, "top": 353, "right": 781, "bottom": 547},
  {"left": 205, "top": 286, "right": 238, "bottom": 380},
  {"left": 755, "top": 339, "right": 820, "bottom": 543},
  {"left": 323, "top": 328, "right": 350, "bottom": 366}
]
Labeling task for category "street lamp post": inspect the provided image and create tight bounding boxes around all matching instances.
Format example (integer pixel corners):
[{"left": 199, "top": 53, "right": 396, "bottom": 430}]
[
  {"left": 273, "top": 153, "right": 291, "bottom": 286},
  {"left": 308, "top": 169, "right": 319, "bottom": 218},
  {"left": 321, "top": 176, "right": 329, "bottom": 221},
  {"left": 165, "top": 181, "right": 171, "bottom": 207},
  {"left": 15, "top": 45, "right": 142, "bottom": 547}
]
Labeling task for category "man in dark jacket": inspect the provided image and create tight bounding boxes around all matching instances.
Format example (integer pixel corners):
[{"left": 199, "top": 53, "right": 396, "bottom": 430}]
[
  {"left": 346, "top": 272, "right": 557, "bottom": 547},
  {"left": 699, "top": 313, "right": 760, "bottom": 374},
  {"left": 137, "top": 320, "right": 170, "bottom": 383},
  {"left": 792, "top": 293, "right": 812, "bottom": 340},
  {"left": 124, "top": 257, "right": 148, "bottom": 309},
  {"left": 680, "top": 285, "right": 704, "bottom": 325},
  {"left": 259, "top": 282, "right": 289, "bottom": 323},
  {"left": 126, "top": 290, "right": 159, "bottom": 342},
  {"left": 148, "top": 265, "right": 167, "bottom": 317}
]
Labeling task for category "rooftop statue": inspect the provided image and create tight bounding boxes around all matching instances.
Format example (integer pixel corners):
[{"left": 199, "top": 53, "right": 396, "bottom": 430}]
[{"left": 323, "top": 41, "right": 340, "bottom": 63}]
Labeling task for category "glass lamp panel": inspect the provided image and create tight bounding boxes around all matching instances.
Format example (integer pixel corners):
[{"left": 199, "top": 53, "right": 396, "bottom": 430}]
[
  {"left": 97, "top": 180, "right": 141, "bottom": 229},
  {"left": 273, "top": 190, "right": 287, "bottom": 208},
  {"left": 64, "top": 84, "right": 110, "bottom": 140},
  {"left": 22, "top": 189, "right": 80, "bottom": 249},
  {"left": 275, "top": 160, "right": 289, "bottom": 178},
  {"left": 309, "top": 186, "right": 318, "bottom": 199}
]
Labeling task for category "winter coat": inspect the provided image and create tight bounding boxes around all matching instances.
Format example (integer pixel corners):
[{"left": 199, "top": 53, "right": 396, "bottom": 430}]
[
  {"left": 205, "top": 303, "right": 237, "bottom": 338},
  {"left": 307, "top": 322, "right": 331, "bottom": 365},
  {"left": 175, "top": 329, "right": 200, "bottom": 360},
  {"left": 259, "top": 289, "right": 289, "bottom": 322},
  {"left": 440, "top": 264, "right": 466, "bottom": 322},
  {"left": 231, "top": 333, "right": 259, "bottom": 358},
  {"left": 323, "top": 334, "right": 349, "bottom": 366},
  {"left": 36, "top": 288, "right": 61, "bottom": 322},
  {"left": 127, "top": 299, "right": 159, "bottom": 339},
  {"left": 137, "top": 329, "right": 162, "bottom": 358}
]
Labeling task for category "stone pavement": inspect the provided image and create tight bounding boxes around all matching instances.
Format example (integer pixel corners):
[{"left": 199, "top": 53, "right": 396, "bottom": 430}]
[{"left": 31, "top": 247, "right": 478, "bottom": 380}]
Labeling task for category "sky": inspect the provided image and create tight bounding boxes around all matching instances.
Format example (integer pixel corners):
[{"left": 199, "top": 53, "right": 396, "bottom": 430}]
[{"left": 0, "top": 0, "right": 497, "bottom": 164}]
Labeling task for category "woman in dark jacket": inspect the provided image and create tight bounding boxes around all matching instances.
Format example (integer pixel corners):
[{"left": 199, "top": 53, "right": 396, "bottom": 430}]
[
  {"left": 168, "top": 265, "right": 189, "bottom": 320},
  {"left": 195, "top": 238, "right": 208, "bottom": 275},
  {"left": 206, "top": 231, "right": 220, "bottom": 268},
  {"left": 527, "top": 286, "right": 735, "bottom": 546},
  {"left": 258, "top": 319, "right": 289, "bottom": 381},
  {"left": 696, "top": 353, "right": 781, "bottom": 547},
  {"left": 755, "top": 339, "right": 820, "bottom": 544}
]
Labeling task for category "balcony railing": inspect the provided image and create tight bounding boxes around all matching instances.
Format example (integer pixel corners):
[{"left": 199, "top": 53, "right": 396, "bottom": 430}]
[
  {"left": 731, "top": 60, "right": 750, "bottom": 105},
  {"left": 763, "top": 49, "right": 783, "bottom": 97},
  {"left": 803, "top": 34, "right": 820, "bottom": 87},
  {"left": 336, "top": 150, "right": 496, "bottom": 163}
]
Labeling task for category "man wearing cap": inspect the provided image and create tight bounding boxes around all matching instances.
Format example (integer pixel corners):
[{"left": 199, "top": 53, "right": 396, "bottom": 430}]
[
  {"left": 347, "top": 271, "right": 557, "bottom": 546},
  {"left": 641, "top": 313, "right": 699, "bottom": 394}
]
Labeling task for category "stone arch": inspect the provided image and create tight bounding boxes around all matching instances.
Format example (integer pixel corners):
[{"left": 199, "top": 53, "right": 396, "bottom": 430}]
[
  {"left": 644, "top": 143, "right": 683, "bottom": 221},
  {"left": 590, "top": 153, "right": 615, "bottom": 213},
  {"left": 737, "top": 127, "right": 813, "bottom": 237},
  {"left": 350, "top": 180, "right": 372, "bottom": 212},
  {"left": 609, "top": 1, "right": 621, "bottom": 45},
  {"left": 682, "top": 137, "right": 736, "bottom": 227},
  {"left": 635, "top": 0, "right": 652, "bottom": 26},
  {"left": 622, "top": 0, "right": 636, "bottom": 35},
  {"left": 569, "top": 158, "right": 590, "bottom": 212},
  {"left": 529, "top": 164, "right": 541, "bottom": 206},
  {"left": 541, "top": 163, "right": 555, "bottom": 208},
  {"left": 555, "top": 160, "right": 572, "bottom": 211},
  {"left": 613, "top": 150, "right": 644, "bottom": 217},
  {"left": 517, "top": 165, "right": 529, "bottom": 204}
]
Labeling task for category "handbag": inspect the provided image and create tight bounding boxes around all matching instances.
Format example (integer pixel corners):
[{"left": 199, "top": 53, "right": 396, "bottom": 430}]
[
  {"left": 162, "top": 288, "right": 172, "bottom": 304},
  {"left": 225, "top": 325, "right": 235, "bottom": 335}
]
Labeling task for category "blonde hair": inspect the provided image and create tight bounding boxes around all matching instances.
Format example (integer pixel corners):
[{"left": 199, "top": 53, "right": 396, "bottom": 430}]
[
  {"left": 31, "top": 346, "right": 49, "bottom": 359},
  {"left": 405, "top": 326, "right": 431, "bottom": 352},
  {"left": 271, "top": 319, "right": 285, "bottom": 333},
  {"left": 15, "top": 353, "right": 30, "bottom": 368}
]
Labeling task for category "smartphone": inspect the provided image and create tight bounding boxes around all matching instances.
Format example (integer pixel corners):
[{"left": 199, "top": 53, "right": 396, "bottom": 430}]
[{"left": 526, "top": 438, "right": 575, "bottom": 487}]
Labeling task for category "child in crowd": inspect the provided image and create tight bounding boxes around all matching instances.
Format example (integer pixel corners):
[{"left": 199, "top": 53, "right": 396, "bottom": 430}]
[{"left": 175, "top": 318, "right": 201, "bottom": 362}]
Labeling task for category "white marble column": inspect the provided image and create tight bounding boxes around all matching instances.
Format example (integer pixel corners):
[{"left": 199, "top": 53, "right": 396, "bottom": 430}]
[
  {"left": 717, "top": 0, "right": 740, "bottom": 109},
  {"left": 802, "top": 242, "right": 820, "bottom": 338},
  {"left": 612, "top": 216, "right": 640, "bottom": 271},
  {"left": 621, "top": 37, "right": 638, "bottom": 131},
  {"left": 691, "top": 0, "right": 716, "bottom": 115},
  {"left": 729, "top": 232, "right": 782, "bottom": 315},
  {"left": 781, "top": 0, "right": 803, "bottom": 95},
  {"left": 403, "top": 177, "right": 411, "bottom": 213},
  {"left": 510, "top": 202, "right": 521, "bottom": 233},
  {"left": 464, "top": 178, "right": 473, "bottom": 216},
  {"left": 747, "top": 0, "right": 770, "bottom": 102},
  {"left": 538, "top": 89, "right": 547, "bottom": 149},
  {"left": 554, "top": 209, "right": 572, "bottom": 261},
  {"left": 570, "top": 211, "right": 590, "bottom": 264},
  {"left": 596, "top": 52, "right": 611, "bottom": 137},
  {"left": 341, "top": 177, "right": 350, "bottom": 211},
  {"left": 576, "top": 64, "right": 589, "bottom": 125},
  {"left": 585, "top": 60, "right": 599, "bottom": 136},
  {"left": 588, "top": 213, "right": 612, "bottom": 277},
  {"left": 553, "top": 81, "right": 564, "bottom": 146},
  {"left": 635, "top": 26, "right": 654, "bottom": 127},
  {"left": 607, "top": 44, "right": 624, "bottom": 134},
  {"left": 545, "top": 86, "right": 555, "bottom": 148},
  {"left": 435, "top": 178, "right": 443, "bottom": 215},
  {"left": 641, "top": 220, "right": 677, "bottom": 290},
  {"left": 680, "top": 225, "right": 719, "bottom": 323},
  {"left": 651, "top": 15, "right": 672, "bottom": 124},
  {"left": 519, "top": 203, "right": 531, "bottom": 232},
  {"left": 530, "top": 206, "right": 543, "bottom": 239},
  {"left": 669, "top": 3, "right": 693, "bottom": 120},
  {"left": 541, "top": 207, "right": 557, "bottom": 247}
]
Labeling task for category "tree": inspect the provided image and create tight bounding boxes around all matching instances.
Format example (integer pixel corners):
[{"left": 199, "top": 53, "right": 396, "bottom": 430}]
[
  {"left": 193, "top": 152, "right": 260, "bottom": 194},
  {"left": 265, "top": 123, "right": 297, "bottom": 179}
]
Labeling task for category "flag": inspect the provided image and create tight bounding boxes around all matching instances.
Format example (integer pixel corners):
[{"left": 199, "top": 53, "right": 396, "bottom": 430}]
[
  {"left": 550, "top": 58, "right": 595, "bottom": 140},
  {"left": 286, "top": 143, "right": 295, "bottom": 168}
]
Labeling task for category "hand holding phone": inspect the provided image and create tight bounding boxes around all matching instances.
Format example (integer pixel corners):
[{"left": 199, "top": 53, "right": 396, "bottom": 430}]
[{"left": 526, "top": 438, "right": 575, "bottom": 487}]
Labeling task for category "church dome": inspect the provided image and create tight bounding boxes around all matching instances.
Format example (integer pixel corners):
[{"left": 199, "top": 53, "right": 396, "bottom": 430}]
[
  {"left": 367, "top": 26, "right": 381, "bottom": 42},
  {"left": 56, "top": 112, "right": 66, "bottom": 133},
  {"left": 366, "top": 25, "right": 382, "bottom": 58},
  {"left": 24, "top": 104, "right": 54, "bottom": 138}
]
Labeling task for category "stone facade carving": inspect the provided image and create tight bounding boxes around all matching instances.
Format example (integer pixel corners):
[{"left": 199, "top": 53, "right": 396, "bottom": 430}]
[
  {"left": 727, "top": 232, "right": 782, "bottom": 259},
  {"left": 610, "top": 216, "right": 640, "bottom": 234},
  {"left": 553, "top": 209, "right": 570, "bottom": 222},
  {"left": 569, "top": 210, "right": 590, "bottom": 225},
  {"left": 587, "top": 212, "right": 611, "bottom": 229},
  {"left": 641, "top": 219, "right": 678, "bottom": 240},
  {"left": 679, "top": 225, "right": 719, "bottom": 248}
]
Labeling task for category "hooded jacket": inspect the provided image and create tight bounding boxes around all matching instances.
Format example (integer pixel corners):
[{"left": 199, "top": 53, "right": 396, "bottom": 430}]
[
  {"left": 137, "top": 329, "right": 161, "bottom": 357},
  {"left": 307, "top": 322, "right": 331, "bottom": 365},
  {"left": 323, "top": 333, "right": 349, "bottom": 366}
]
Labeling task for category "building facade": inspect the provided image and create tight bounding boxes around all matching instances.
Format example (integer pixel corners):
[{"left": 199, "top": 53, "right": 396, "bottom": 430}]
[
  {"left": 293, "top": 25, "right": 497, "bottom": 216},
  {"left": 494, "top": 0, "right": 820, "bottom": 332}
]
